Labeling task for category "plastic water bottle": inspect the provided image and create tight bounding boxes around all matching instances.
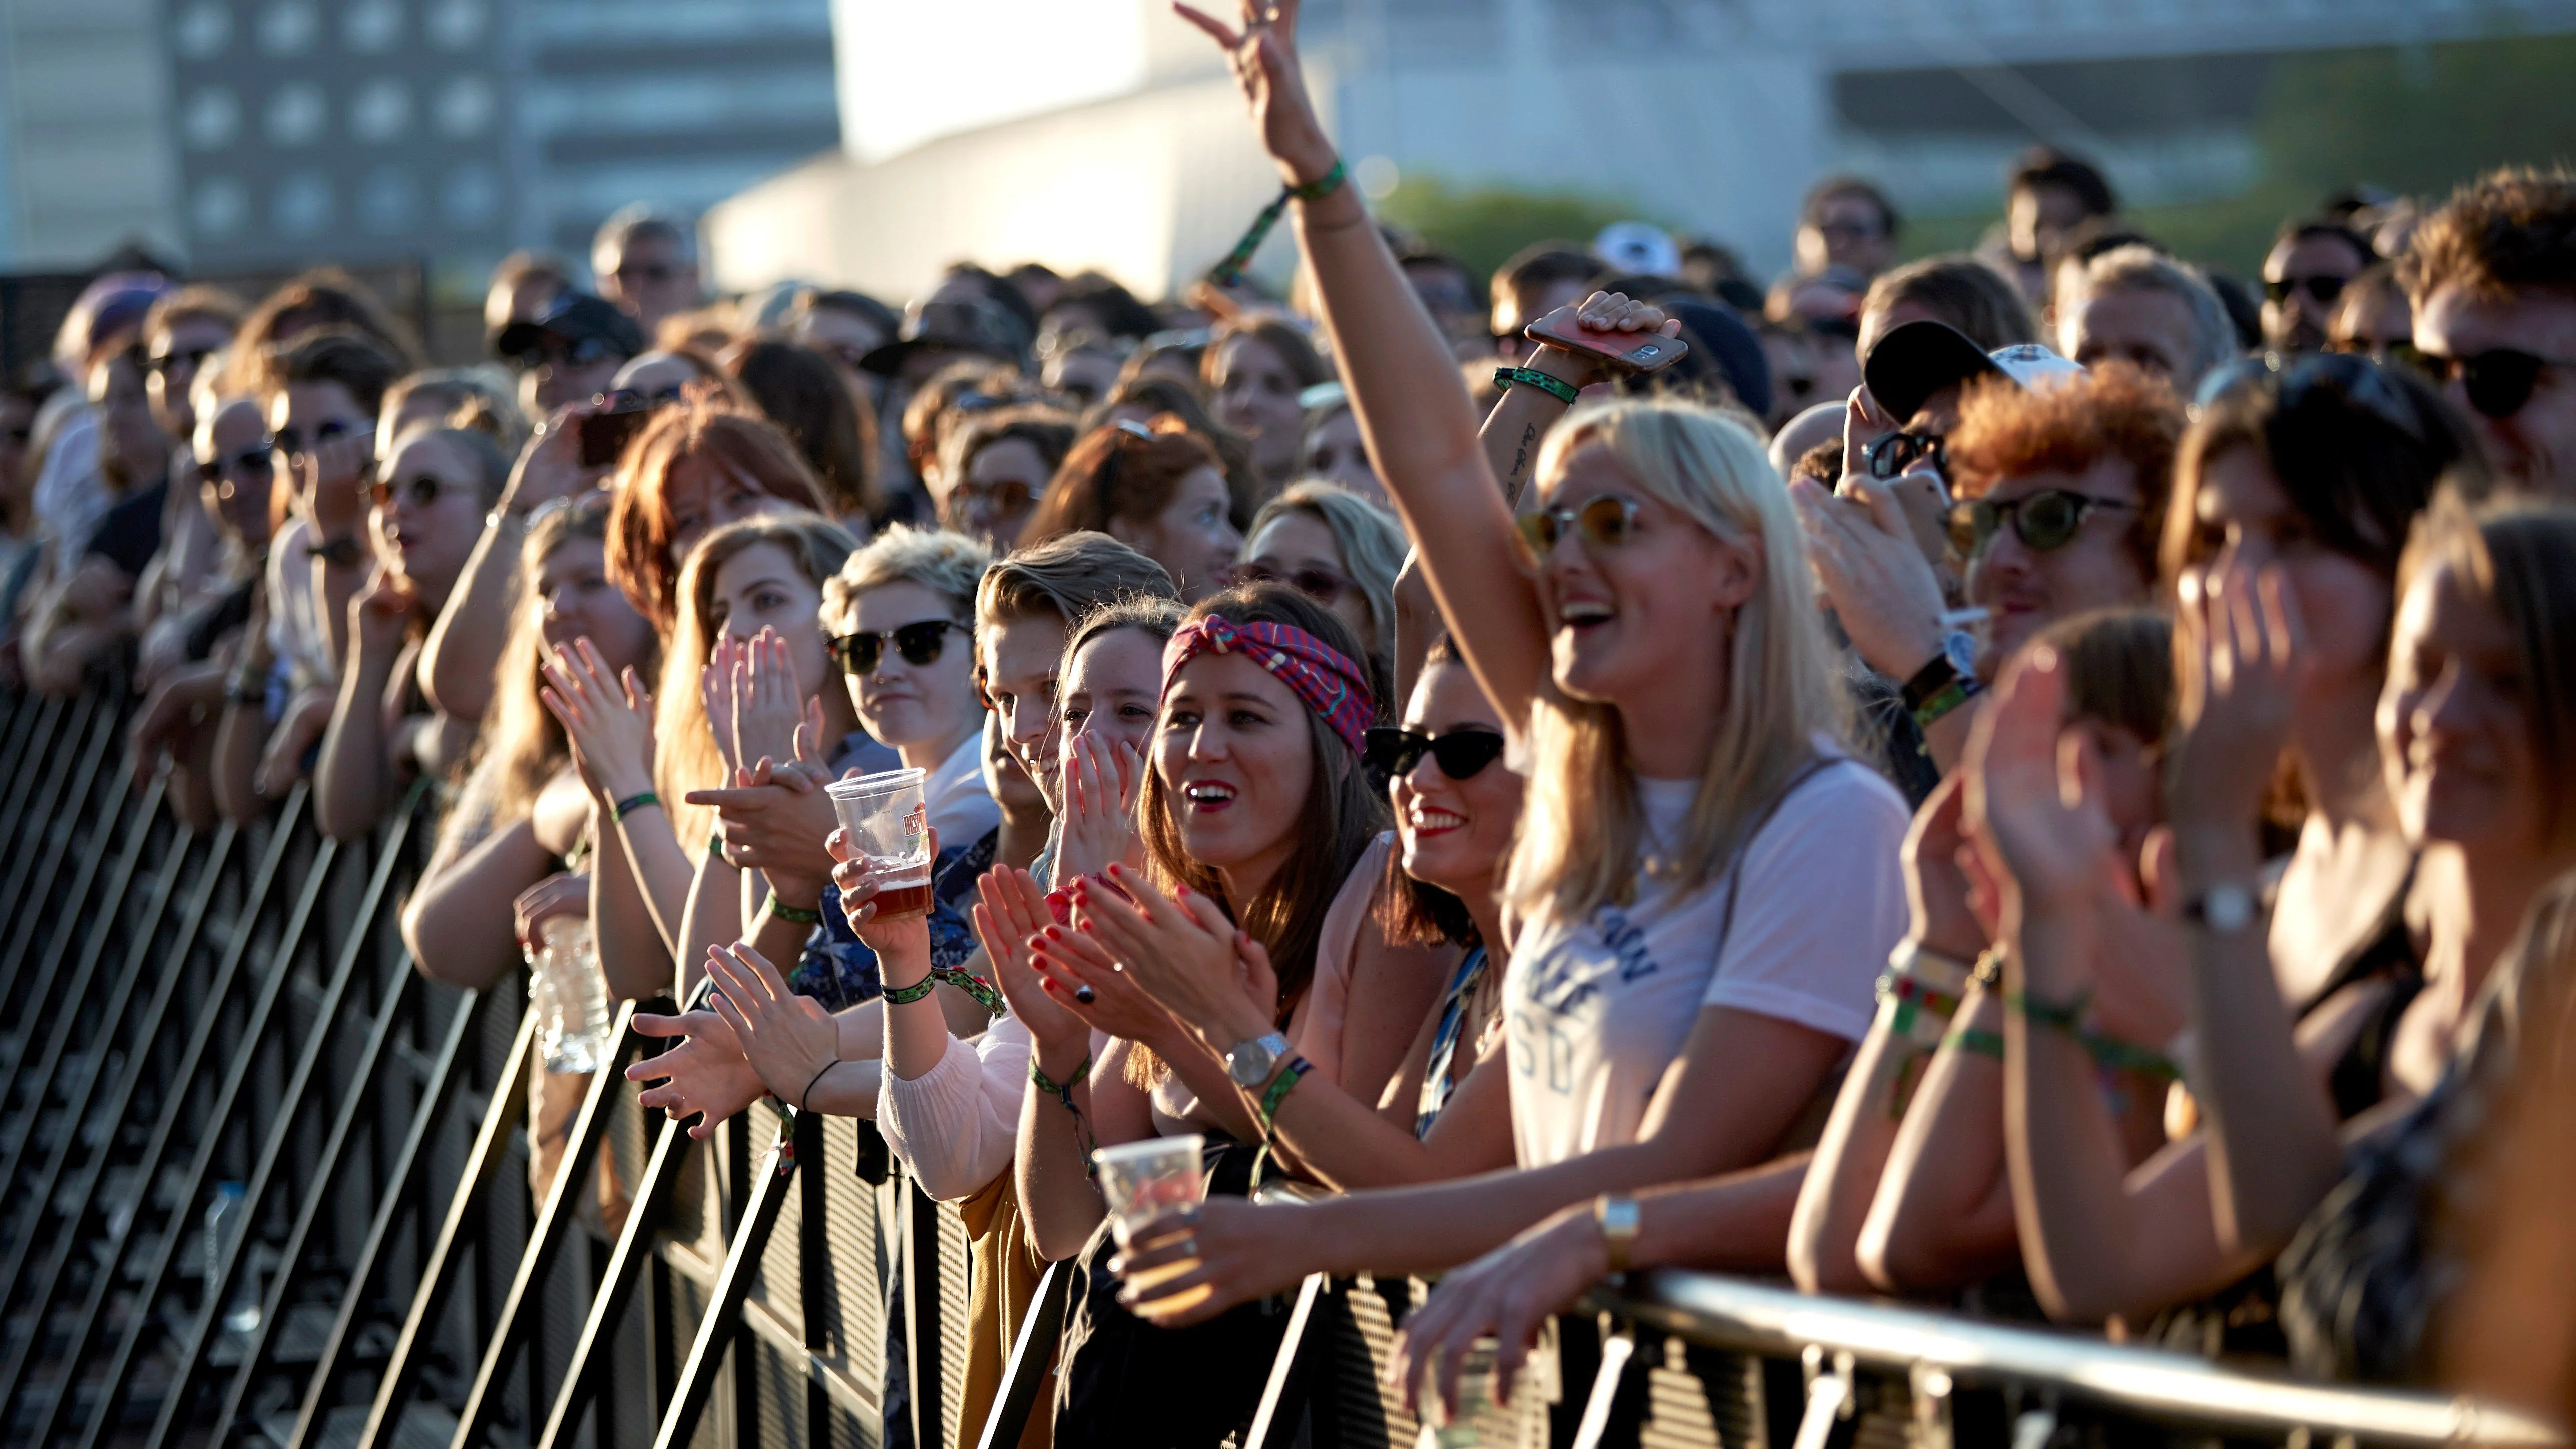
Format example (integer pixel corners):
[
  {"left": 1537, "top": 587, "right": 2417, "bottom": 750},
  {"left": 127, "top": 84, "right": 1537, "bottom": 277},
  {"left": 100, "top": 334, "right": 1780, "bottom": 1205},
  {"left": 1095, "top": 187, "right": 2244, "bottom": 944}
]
[{"left": 534, "top": 916, "right": 612, "bottom": 1074}]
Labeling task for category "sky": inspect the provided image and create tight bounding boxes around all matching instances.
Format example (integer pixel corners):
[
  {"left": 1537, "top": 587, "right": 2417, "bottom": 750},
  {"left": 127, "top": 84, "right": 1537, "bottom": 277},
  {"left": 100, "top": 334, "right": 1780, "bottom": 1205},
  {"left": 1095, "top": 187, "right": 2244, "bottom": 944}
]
[{"left": 833, "top": 0, "right": 1153, "bottom": 162}]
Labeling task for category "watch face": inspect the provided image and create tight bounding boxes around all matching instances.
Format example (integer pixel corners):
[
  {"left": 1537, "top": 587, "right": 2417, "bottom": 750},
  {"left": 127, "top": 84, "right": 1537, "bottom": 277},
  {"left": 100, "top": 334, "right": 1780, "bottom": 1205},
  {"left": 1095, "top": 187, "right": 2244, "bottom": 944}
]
[
  {"left": 1943, "top": 630, "right": 1980, "bottom": 680},
  {"left": 1226, "top": 1037, "right": 1277, "bottom": 1085},
  {"left": 2208, "top": 884, "right": 2255, "bottom": 933}
]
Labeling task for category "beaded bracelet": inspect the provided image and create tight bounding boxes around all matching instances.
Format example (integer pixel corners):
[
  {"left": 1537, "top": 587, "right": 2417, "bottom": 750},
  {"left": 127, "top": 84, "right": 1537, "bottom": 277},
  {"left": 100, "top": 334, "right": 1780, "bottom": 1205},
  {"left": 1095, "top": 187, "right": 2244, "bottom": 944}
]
[
  {"left": 1494, "top": 366, "right": 1582, "bottom": 407},
  {"left": 767, "top": 893, "right": 823, "bottom": 927},
  {"left": 612, "top": 790, "right": 661, "bottom": 821}
]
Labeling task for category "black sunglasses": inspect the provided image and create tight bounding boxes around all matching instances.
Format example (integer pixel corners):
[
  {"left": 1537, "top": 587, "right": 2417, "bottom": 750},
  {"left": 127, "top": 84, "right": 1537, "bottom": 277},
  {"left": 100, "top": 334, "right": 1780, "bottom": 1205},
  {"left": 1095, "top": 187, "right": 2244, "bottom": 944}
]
[
  {"left": 198, "top": 441, "right": 274, "bottom": 486},
  {"left": 1950, "top": 488, "right": 2134, "bottom": 558},
  {"left": 1866, "top": 429, "right": 1946, "bottom": 482},
  {"left": 270, "top": 419, "right": 373, "bottom": 463},
  {"left": 1513, "top": 495, "right": 1638, "bottom": 564},
  {"left": 831, "top": 619, "right": 964, "bottom": 676},
  {"left": 370, "top": 472, "right": 461, "bottom": 510},
  {"left": 2419, "top": 347, "right": 2576, "bottom": 420},
  {"left": 1363, "top": 727, "right": 1507, "bottom": 785},
  {"left": 2263, "top": 274, "right": 2348, "bottom": 306},
  {"left": 506, "top": 335, "right": 620, "bottom": 372},
  {"left": 1232, "top": 559, "right": 1351, "bottom": 603}
]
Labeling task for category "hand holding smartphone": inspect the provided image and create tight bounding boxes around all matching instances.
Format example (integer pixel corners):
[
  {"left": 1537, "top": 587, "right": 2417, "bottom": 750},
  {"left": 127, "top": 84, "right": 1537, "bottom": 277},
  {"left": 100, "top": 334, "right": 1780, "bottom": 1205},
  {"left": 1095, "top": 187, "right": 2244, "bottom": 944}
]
[{"left": 1522, "top": 313, "right": 1690, "bottom": 374}]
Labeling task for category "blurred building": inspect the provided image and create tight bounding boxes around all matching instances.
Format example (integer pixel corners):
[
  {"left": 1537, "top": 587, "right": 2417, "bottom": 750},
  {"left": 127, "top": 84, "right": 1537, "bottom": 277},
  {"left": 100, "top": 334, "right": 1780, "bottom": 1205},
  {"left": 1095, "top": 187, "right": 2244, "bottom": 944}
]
[
  {"left": 706, "top": 0, "right": 2576, "bottom": 305},
  {"left": 0, "top": 0, "right": 841, "bottom": 290}
]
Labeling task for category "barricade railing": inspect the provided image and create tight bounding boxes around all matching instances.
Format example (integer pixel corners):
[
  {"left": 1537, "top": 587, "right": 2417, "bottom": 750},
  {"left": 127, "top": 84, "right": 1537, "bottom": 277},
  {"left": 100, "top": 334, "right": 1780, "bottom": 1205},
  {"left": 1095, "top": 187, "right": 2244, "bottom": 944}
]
[{"left": 9, "top": 674, "right": 2566, "bottom": 1449}]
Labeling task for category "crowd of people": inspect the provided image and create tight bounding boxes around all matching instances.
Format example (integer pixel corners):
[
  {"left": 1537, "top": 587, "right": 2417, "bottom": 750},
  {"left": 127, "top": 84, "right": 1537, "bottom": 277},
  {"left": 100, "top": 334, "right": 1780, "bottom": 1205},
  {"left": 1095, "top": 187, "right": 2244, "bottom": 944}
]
[{"left": 8, "top": 0, "right": 2576, "bottom": 1440}]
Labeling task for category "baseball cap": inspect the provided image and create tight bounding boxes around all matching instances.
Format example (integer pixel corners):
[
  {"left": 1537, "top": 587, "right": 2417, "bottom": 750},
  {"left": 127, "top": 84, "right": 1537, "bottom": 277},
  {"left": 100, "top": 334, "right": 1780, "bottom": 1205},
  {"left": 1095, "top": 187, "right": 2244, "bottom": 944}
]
[
  {"left": 493, "top": 291, "right": 646, "bottom": 365},
  {"left": 1594, "top": 221, "right": 1681, "bottom": 279},
  {"left": 1863, "top": 319, "right": 2083, "bottom": 422},
  {"left": 858, "top": 297, "right": 1030, "bottom": 378}
]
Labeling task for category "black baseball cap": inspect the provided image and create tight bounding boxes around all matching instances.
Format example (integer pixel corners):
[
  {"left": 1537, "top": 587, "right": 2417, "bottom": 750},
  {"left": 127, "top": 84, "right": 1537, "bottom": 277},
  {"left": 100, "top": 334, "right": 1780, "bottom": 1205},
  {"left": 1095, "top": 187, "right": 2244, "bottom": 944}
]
[
  {"left": 1863, "top": 319, "right": 2081, "bottom": 422},
  {"left": 493, "top": 291, "right": 645, "bottom": 365},
  {"left": 858, "top": 298, "right": 1029, "bottom": 377}
]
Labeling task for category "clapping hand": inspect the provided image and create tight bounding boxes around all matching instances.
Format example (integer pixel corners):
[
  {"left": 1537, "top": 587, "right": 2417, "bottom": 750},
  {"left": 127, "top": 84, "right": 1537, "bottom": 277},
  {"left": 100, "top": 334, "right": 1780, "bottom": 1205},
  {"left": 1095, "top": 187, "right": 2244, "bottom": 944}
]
[
  {"left": 540, "top": 637, "right": 658, "bottom": 803},
  {"left": 730, "top": 627, "right": 807, "bottom": 776},
  {"left": 1069, "top": 866, "right": 1274, "bottom": 1048},
  {"left": 2167, "top": 563, "right": 2307, "bottom": 838},
  {"left": 973, "top": 867, "right": 1087, "bottom": 1054},
  {"left": 1053, "top": 730, "right": 1144, "bottom": 881},
  {"left": 703, "top": 941, "right": 843, "bottom": 1110},
  {"left": 628, "top": 1008, "right": 765, "bottom": 1138}
]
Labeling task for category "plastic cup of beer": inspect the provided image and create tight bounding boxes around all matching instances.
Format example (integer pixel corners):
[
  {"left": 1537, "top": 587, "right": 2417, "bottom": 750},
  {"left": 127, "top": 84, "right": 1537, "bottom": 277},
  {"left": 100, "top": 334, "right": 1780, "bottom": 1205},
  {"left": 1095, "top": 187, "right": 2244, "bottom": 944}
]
[
  {"left": 825, "top": 767, "right": 932, "bottom": 919},
  {"left": 1417, "top": 1339, "right": 1500, "bottom": 1447},
  {"left": 1094, "top": 1134, "right": 1208, "bottom": 1320}
]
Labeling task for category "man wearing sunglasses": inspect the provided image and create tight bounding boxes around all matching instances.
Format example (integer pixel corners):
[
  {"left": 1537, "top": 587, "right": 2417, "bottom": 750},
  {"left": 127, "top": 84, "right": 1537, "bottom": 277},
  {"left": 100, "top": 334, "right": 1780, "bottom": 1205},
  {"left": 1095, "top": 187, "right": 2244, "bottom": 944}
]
[
  {"left": 2403, "top": 168, "right": 2576, "bottom": 498},
  {"left": 492, "top": 291, "right": 643, "bottom": 423},
  {"left": 2260, "top": 220, "right": 2373, "bottom": 354},
  {"left": 592, "top": 206, "right": 705, "bottom": 336},
  {"left": 1795, "top": 319, "right": 2088, "bottom": 781}
]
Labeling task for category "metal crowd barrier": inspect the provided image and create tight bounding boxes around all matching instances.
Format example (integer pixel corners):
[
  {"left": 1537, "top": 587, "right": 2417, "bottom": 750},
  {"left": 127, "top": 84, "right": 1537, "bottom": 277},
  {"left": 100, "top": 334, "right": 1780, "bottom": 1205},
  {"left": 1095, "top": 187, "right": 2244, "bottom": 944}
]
[{"left": 5, "top": 675, "right": 2567, "bottom": 1449}]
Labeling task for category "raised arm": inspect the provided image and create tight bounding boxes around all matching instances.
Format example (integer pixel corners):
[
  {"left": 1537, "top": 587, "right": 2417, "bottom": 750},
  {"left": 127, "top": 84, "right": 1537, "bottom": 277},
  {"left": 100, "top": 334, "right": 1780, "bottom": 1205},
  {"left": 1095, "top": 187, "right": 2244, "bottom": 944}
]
[
  {"left": 420, "top": 413, "right": 596, "bottom": 720},
  {"left": 1178, "top": 0, "right": 1548, "bottom": 726}
]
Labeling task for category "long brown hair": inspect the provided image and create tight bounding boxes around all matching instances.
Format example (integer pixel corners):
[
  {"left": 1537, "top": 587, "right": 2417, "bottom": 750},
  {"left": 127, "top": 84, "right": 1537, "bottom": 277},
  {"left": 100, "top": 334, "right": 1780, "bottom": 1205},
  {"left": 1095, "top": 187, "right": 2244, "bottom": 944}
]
[
  {"left": 1024, "top": 416, "right": 1223, "bottom": 546},
  {"left": 605, "top": 399, "right": 828, "bottom": 631},
  {"left": 1136, "top": 583, "right": 1386, "bottom": 1025}
]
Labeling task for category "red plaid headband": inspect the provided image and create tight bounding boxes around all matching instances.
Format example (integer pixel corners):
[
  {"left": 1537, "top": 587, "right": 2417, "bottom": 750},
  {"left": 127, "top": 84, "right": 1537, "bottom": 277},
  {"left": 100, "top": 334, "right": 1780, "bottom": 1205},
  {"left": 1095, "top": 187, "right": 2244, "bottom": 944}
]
[{"left": 1160, "top": 616, "right": 1374, "bottom": 755}]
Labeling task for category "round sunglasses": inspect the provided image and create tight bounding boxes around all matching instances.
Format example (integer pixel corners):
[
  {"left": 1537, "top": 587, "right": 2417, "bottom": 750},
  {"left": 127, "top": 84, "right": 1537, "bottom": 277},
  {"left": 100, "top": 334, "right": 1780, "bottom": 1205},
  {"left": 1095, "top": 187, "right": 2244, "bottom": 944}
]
[
  {"left": 830, "top": 619, "right": 965, "bottom": 676},
  {"left": 1362, "top": 726, "right": 1507, "bottom": 785},
  {"left": 1512, "top": 495, "right": 1638, "bottom": 564},
  {"left": 1949, "top": 488, "right": 2133, "bottom": 558}
]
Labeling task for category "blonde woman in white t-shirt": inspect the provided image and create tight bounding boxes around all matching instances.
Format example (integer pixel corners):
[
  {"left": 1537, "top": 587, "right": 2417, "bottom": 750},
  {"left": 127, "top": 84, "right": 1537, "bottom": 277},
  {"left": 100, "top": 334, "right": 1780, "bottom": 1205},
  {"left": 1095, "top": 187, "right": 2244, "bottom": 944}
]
[{"left": 1116, "top": 0, "right": 1911, "bottom": 1409}]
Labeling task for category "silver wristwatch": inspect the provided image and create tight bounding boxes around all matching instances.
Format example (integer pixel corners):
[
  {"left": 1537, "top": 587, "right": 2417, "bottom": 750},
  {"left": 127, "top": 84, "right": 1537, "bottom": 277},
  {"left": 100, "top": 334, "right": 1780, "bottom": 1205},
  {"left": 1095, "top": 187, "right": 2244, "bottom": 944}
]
[
  {"left": 1224, "top": 1031, "right": 1292, "bottom": 1086},
  {"left": 2184, "top": 880, "right": 2261, "bottom": 935}
]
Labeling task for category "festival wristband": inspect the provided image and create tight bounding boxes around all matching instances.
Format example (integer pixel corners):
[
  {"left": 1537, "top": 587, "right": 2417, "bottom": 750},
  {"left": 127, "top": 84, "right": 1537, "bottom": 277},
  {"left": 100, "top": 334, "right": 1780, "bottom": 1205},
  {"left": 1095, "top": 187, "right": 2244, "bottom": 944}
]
[
  {"left": 1287, "top": 157, "right": 1347, "bottom": 203},
  {"left": 1910, "top": 676, "right": 1981, "bottom": 734},
  {"left": 881, "top": 971, "right": 937, "bottom": 1005},
  {"left": 612, "top": 790, "right": 661, "bottom": 821},
  {"left": 1943, "top": 1026, "right": 2006, "bottom": 1061},
  {"left": 1494, "top": 366, "right": 1582, "bottom": 407},
  {"left": 766, "top": 893, "right": 823, "bottom": 927},
  {"left": 1257, "top": 1055, "right": 1314, "bottom": 1131}
]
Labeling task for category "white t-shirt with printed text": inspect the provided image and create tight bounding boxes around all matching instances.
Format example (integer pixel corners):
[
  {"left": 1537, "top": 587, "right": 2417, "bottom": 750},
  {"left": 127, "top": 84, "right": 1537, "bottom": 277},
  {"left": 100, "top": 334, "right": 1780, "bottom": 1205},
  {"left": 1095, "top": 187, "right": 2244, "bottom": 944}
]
[{"left": 1503, "top": 753, "right": 1910, "bottom": 1167}]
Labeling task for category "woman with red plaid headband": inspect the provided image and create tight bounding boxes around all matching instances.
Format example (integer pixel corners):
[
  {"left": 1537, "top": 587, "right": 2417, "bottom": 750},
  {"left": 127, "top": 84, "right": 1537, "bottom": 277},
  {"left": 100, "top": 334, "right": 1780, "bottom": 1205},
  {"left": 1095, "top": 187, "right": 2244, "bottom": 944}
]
[{"left": 988, "top": 579, "right": 1457, "bottom": 1447}]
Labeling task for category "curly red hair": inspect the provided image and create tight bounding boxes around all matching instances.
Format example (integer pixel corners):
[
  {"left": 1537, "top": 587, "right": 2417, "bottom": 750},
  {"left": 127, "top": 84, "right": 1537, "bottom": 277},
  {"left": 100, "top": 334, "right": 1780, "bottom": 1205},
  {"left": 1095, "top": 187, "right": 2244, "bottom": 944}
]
[{"left": 1945, "top": 361, "right": 2185, "bottom": 576}]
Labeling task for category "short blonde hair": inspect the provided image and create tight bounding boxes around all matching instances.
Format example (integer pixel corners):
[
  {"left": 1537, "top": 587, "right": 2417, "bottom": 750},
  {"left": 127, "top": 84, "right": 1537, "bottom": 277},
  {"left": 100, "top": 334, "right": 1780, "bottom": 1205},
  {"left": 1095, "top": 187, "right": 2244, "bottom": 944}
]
[
  {"left": 822, "top": 524, "right": 992, "bottom": 634},
  {"left": 1504, "top": 399, "right": 1848, "bottom": 932}
]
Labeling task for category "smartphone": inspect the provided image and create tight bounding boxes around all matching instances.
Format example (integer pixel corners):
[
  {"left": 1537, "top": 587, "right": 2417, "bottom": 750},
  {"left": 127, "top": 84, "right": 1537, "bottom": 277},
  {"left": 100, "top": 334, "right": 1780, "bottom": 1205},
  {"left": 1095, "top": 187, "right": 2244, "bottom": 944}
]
[
  {"left": 577, "top": 393, "right": 656, "bottom": 469},
  {"left": 1522, "top": 316, "right": 1691, "bottom": 373}
]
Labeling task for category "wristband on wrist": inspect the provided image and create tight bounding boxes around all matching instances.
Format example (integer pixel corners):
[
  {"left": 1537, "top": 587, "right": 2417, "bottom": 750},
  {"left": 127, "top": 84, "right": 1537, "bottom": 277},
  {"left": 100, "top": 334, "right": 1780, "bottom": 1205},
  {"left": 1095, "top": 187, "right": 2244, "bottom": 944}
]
[
  {"left": 1286, "top": 157, "right": 1347, "bottom": 202},
  {"left": 612, "top": 790, "right": 660, "bottom": 821},
  {"left": 1909, "top": 675, "right": 1981, "bottom": 735},
  {"left": 1494, "top": 366, "right": 1583, "bottom": 407},
  {"left": 2004, "top": 985, "right": 2094, "bottom": 1033},
  {"left": 1256, "top": 1055, "right": 1314, "bottom": 1134},
  {"left": 1944, "top": 1026, "right": 2006, "bottom": 1061},
  {"left": 707, "top": 832, "right": 729, "bottom": 860},
  {"left": 1032, "top": 1052, "right": 1098, "bottom": 1175},
  {"left": 766, "top": 892, "right": 823, "bottom": 927},
  {"left": 881, "top": 971, "right": 937, "bottom": 1005}
]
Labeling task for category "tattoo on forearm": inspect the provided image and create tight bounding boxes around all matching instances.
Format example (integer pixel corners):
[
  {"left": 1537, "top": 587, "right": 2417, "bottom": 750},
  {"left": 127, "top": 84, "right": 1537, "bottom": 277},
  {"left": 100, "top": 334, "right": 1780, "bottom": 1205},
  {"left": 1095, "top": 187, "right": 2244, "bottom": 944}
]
[{"left": 1508, "top": 423, "right": 1538, "bottom": 502}]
